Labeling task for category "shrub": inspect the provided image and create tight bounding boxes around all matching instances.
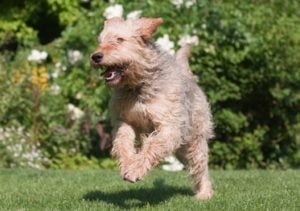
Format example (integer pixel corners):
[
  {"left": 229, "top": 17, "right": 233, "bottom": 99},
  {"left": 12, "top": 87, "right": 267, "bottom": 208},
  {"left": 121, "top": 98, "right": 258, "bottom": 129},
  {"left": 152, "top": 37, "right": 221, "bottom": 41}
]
[
  {"left": 0, "top": 0, "right": 299, "bottom": 169},
  {"left": 0, "top": 126, "right": 48, "bottom": 168}
]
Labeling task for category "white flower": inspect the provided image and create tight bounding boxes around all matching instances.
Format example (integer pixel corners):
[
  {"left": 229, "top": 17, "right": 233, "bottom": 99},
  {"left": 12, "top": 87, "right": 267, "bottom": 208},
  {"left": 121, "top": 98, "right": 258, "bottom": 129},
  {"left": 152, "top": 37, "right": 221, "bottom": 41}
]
[
  {"left": 178, "top": 34, "right": 199, "bottom": 47},
  {"left": 51, "top": 62, "right": 63, "bottom": 78},
  {"left": 162, "top": 155, "right": 184, "bottom": 172},
  {"left": 51, "top": 69, "right": 59, "bottom": 78},
  {"left": 68, "top": 50, "right": 83, "bottom": 65},
  {"left": 75, "top": 92, "right": 82, "bottom": 100},
  {"left": 170, "top": 0, "right": 184, "bottom": 8},
  {"left": 10, "top": 163, "right": 16, "bottom": 168},
  {"left": 31, "top": 151, "right": 39, "bottom": 158},
  {"left": 55, "top": 61, "right": 66, "bottom": 71},
  {"left": 15, "top": 144, "right": 22, "bottom": 152},
  {"left": 164, "top": 155, "right": 176, "bottom": 163},
  {"left": 126, "top": 10, "right": 142, "bottom": 20},
  {"left": 156, "top": 34, "right": 175, "bottom": 55},
  {"left": 17, "top": 127, "right": 24, "bottom": 135},
  {"left": 68, "top": 104, "right": 75, "bottom": 111},
  {"left": 51, "top": 72, "right": 59, "bottom": 78},
  {"left": 201, "top": 23, "right": 207, "bottom": 29},
  {"left": 103, "top": 4, "right": 123, "bottom": 19},
  {"left": 55, "top": 62, "right": 62, "bottom": 68},
  {"left": 50, "top": 84, "right": 61, "bottom": 95},
  {"left": 4, "top": 132, "right": 11, "bottom": 139},
  {"left": 27, "top": 49, "right": 48, "bottom": 63},
  {"left": 171, "top": 0, "right": 196, "bottom": 8},
  {"left": 68, "top": 104, "right": 84, "bottom": 120},
  {"left": 43, "top": 157, "right": 49, "bottom": 162},
  {"left": 0, "top": 128, "right": 3, "bottom": 140},
  {"left": 28, "top": 162, "right": 41, "bottom": 169},
  {"left": 185, "top": 0, "right": 196, "bottom": 8},
  {"left": 22, "top": 153, "right": 32, "bottom": 160}
]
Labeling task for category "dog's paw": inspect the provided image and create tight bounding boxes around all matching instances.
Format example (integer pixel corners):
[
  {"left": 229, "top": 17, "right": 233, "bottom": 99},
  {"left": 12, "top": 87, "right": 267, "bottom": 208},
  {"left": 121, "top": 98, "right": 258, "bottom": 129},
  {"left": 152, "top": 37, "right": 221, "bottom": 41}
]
[
  {"left": 122, "top": 170, "right": 143, "bottom": 183},
  {"left": 122, "top": 158, "right": 149, "bottom": 183},
  {"left": 194, "top": 190, "right": 214, "bottom": 200}
]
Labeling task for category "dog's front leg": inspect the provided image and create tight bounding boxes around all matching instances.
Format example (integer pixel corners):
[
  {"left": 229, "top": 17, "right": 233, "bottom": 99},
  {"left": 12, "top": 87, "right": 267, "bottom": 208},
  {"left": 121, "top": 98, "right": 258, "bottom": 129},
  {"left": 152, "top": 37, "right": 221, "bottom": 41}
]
[
  {"left": 123, "top": 126, "right": 181, "bottom": 182},
  {"left": 111, "top": 122, "right": 137, "bottom": 179}
]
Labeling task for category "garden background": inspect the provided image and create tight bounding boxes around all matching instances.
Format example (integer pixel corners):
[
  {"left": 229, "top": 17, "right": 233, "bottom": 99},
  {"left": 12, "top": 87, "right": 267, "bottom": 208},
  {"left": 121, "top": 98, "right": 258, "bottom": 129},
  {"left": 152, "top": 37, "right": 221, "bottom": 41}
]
[{"left": 0, "top": 0, "right": 299, "bottom": 170}]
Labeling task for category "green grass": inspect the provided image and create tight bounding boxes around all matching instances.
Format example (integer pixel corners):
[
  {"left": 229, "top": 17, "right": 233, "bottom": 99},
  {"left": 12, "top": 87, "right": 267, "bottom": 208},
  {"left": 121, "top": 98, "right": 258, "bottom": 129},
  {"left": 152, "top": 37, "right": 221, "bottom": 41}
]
[{"left": 0, "top": 169, "right": 299, "bottom": 210}]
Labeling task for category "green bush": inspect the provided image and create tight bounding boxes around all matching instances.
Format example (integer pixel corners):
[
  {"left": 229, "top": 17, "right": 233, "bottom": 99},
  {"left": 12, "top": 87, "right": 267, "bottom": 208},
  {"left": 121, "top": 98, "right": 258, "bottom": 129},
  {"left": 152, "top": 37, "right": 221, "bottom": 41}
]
[{"left": 0, "top": 0, "right": 299, "bottom": 169}]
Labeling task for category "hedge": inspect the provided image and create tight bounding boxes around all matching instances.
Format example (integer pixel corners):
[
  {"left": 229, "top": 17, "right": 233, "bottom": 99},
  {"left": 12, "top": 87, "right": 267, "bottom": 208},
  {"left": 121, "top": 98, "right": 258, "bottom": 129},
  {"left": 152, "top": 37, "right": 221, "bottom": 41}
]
[{"left": 0, "top": 0, "right": 299, "bottom": 169}]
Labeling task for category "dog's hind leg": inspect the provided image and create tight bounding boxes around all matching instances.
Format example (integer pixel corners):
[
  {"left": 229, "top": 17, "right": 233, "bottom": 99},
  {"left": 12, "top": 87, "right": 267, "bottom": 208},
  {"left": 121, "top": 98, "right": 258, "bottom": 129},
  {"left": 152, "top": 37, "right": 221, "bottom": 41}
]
[{"left": 177, "top": 135, "right": 213, "bottom": 200}]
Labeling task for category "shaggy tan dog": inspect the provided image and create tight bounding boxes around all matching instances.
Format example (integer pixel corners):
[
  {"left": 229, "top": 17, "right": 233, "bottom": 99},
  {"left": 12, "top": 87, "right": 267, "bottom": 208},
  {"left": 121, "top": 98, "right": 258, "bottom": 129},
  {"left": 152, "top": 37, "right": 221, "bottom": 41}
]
[{"left": 91, "top": 17, "right": 214, "bottom": 200}]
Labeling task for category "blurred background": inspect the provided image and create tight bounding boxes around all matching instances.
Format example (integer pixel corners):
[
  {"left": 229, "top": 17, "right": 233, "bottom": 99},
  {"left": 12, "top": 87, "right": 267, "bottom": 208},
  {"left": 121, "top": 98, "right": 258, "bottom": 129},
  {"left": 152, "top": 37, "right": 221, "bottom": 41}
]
[{"left": 0, "top": 0, "right": 299, "bottom": 170}]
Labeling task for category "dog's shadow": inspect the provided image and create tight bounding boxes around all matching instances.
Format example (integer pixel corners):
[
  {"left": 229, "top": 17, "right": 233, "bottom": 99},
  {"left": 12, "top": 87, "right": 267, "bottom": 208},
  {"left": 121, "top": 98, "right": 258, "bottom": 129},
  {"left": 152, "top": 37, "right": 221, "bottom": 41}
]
[{"left": 83, "top": 179, "right": 192, "bottom": 209}]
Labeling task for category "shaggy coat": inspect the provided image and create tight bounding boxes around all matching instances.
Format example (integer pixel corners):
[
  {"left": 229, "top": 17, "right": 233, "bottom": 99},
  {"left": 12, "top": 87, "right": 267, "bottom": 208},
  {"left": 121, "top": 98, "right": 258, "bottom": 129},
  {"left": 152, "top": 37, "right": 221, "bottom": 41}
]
[{"left": 91, "top": 17, "right": 214, "bottom": 199}]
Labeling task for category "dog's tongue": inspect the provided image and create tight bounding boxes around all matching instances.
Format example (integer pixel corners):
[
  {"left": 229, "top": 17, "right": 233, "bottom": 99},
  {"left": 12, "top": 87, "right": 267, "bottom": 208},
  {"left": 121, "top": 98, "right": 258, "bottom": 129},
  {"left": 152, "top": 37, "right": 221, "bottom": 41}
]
[{"left": 103, "top": 70, "right": 116, "bottom": 81}]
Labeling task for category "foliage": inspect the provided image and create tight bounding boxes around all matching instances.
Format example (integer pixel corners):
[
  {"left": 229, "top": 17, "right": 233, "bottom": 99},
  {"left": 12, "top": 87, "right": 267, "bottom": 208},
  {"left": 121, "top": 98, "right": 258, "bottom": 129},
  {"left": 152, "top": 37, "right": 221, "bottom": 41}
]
[
  {"left": 192, "top": 2, "right": 300, "bottom": 169},
  {"left": 49, "top": 150, "right": 117, "bottom": 170},
  {"left": 0, "top": 0, "right": 299, "bottom": 169},
  {"left": 0, "top": 126, "right": 48, "bottom": 168}
]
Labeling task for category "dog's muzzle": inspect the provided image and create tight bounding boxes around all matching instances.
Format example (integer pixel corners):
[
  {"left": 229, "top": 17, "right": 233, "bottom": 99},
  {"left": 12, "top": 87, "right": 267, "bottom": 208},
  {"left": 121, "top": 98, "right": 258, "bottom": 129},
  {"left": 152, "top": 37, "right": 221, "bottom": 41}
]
[{"left": 91, "top": 52, "right": 103, "bottom": 64}]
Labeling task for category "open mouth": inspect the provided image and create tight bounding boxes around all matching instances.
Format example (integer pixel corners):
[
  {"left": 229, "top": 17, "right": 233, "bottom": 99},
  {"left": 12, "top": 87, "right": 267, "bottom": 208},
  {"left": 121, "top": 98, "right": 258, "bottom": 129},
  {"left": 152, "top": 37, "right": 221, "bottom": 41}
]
[{"left": 101, "top": 65, "right": 127, "bottom": 83}]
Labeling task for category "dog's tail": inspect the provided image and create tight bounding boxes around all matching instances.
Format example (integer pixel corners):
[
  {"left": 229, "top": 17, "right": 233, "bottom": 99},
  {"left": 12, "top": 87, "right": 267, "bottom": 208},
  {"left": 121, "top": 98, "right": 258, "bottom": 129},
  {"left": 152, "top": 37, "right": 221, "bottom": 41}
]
[{"left": 175, "top": 45, "right": 198, "bottom": 82}]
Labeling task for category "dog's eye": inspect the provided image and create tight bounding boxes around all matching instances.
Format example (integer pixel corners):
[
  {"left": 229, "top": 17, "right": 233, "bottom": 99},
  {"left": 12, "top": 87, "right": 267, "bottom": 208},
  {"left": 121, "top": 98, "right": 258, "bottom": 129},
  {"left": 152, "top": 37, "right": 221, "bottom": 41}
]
[{"left": 117, "top": 37, "right": 125, "bottom": 43}]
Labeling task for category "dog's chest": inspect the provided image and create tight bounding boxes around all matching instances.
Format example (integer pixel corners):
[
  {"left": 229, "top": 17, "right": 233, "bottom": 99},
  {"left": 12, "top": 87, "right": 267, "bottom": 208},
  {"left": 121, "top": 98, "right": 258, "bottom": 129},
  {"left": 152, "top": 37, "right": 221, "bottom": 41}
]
[{"left": 112, "top": 97, "right": 154, "bottom": 133}]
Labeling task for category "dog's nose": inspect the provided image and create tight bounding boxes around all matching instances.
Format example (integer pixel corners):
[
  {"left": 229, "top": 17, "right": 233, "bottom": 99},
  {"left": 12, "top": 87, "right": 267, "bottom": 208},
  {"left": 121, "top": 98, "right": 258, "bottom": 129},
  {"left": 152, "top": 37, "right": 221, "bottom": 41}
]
[{"left": 91, "top": 52, "right": 103, "bottom": 63}]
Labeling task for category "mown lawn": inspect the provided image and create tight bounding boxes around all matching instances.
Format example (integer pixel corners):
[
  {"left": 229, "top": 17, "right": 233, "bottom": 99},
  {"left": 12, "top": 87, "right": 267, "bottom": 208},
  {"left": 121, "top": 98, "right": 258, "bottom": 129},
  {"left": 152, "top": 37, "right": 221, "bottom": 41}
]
[{"left": 0, "top": 169, "right": 299, "bottom": 210}]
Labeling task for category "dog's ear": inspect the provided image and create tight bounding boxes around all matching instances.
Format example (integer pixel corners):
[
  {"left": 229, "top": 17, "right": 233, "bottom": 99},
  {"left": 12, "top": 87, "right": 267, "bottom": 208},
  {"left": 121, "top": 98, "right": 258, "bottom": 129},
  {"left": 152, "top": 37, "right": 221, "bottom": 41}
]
[{"left": 137, "top": 18, "right": 163, "bottom": 40}]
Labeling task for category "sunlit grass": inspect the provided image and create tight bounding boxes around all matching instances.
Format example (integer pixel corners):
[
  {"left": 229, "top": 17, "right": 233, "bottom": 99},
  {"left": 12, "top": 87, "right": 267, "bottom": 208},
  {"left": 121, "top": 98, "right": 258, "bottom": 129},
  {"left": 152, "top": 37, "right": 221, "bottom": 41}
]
[{"left": 0, "top": 169, "right": 299, "bottom": 210}]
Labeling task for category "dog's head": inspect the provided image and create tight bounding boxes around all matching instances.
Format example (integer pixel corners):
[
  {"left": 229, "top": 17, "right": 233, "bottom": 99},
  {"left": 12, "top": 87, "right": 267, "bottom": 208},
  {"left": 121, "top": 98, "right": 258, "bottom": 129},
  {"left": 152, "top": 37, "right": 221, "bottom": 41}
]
[{"left": 90, "top": 17, "right": 163, "bottom": 87}]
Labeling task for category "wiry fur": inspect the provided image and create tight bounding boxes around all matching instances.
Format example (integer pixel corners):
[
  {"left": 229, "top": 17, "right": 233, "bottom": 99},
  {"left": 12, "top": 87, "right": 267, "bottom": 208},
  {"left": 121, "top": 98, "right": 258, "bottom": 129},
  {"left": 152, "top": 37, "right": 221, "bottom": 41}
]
[{"left": 91, "top": 17, "right": 214, "bottom": 200}]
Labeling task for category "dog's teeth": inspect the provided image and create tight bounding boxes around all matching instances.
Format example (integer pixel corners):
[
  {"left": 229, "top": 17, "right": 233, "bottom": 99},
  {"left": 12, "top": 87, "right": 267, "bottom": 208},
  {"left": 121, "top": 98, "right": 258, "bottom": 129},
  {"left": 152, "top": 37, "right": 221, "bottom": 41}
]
[{"left": 105, "top": 71, "right": 115, "bottom": 80}]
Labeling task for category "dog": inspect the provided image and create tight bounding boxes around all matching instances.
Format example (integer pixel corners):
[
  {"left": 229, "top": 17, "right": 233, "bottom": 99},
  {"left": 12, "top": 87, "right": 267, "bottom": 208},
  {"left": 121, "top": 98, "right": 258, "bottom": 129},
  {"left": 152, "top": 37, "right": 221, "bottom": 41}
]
[{"left": 90, "top": 17, "right": 214, "bottom": 200}]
